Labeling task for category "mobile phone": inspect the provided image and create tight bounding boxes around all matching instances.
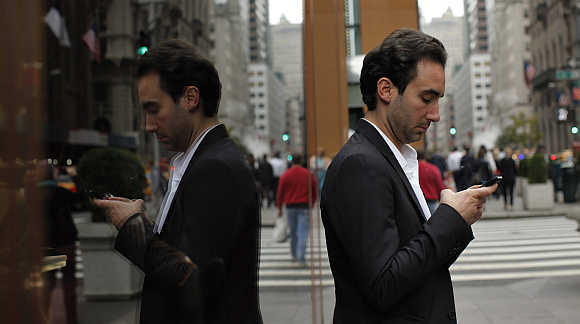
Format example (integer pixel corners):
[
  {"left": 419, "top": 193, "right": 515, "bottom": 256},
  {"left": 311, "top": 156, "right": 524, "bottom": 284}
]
[{"left": 482, "top": 176, "right": 502, "bottom": 187}]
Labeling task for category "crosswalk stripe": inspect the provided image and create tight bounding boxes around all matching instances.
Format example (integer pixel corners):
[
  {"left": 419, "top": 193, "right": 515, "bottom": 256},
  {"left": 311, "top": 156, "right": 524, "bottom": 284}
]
[
  {"left": 451, "top": 269, "right": 580, "bottom": 282},
  {"left": 451, "top": 259, "right": 580, "bottom": 271}
]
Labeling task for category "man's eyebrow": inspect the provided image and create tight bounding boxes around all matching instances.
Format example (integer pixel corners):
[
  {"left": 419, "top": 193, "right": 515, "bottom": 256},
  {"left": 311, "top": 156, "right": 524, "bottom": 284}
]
[{"left": 421, "top": 89, "right": 444, "bottom": 98}]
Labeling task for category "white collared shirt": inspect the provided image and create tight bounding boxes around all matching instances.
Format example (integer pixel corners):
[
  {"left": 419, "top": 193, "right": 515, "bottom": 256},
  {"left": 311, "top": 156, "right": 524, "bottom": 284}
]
[
  {"left": 153, "top": 123, "right": 222, "bottom": 234},
  {"left": 362, "top": 119, "right": 432, "bottom": 220}
]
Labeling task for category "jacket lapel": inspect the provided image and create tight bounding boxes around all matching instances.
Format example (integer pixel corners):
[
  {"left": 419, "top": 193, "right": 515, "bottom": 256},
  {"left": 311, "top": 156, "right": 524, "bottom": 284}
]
[
  {"left": 160, "top": 124, "right": 229, "bottom": 237},
  {"left": 356, "top": 119, "right": 427, "bottom": 222}
]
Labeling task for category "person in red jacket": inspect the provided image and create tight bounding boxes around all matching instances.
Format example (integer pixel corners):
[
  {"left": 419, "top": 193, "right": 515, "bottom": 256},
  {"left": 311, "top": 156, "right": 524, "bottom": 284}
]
[
  {"left": 418, "top": 150, "right": 445, "bottom": 215},
  {"left": 276, "top": 154, "right": 318, "bottom": 266}
]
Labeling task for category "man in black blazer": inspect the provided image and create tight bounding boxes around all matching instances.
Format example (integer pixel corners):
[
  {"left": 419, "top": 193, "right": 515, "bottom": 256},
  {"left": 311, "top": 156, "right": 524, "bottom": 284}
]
[
  {"left": 94, "top": 40, "right": 262, "bottom": 323},
  {"left": 321, "top": 29, "right": 497, "bottom": 323}
]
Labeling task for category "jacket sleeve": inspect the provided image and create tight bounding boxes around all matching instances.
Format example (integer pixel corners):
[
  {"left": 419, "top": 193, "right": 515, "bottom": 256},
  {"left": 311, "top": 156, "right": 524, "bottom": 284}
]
[
  {"left": 330, "top": 154, "right": 473, "bottom": 313},
  {"left": 114, "top": 213, "right": 200, "bottom": 290},
  {"left": 115, "top": 159, "right": 243, "bottom": 292}
]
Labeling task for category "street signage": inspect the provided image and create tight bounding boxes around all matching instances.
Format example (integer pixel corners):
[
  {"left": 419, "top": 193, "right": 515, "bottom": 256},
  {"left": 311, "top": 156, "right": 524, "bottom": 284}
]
[{"left": 555, "top": 69, "right": 580, "bottom": 80}]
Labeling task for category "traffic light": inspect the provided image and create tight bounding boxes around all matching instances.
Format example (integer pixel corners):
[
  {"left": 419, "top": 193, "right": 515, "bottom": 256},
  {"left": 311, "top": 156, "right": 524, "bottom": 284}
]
[
  {"left": 449, "top": 127, "right": 457, "bottom": 136},
  {"left": 571, "top": 125, "right": 579, "bottom": 134},
  {"left": 287, "top": 154, "right": 293, "bottom": 162},
  {"left": 136, "top": 31, "right": 150, "bottom": 56},
  {"left": 282, "top": 132, "right": 290, "bottom": 142}
]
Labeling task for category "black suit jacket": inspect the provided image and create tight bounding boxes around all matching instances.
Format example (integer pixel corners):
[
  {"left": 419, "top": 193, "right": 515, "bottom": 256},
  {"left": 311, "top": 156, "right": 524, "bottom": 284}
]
[
  {"left": 115, "top": 125, "right": 262, "bottom": 324},
  {"left": 321, "top": 120, "right": 473, "bottom": 324}
]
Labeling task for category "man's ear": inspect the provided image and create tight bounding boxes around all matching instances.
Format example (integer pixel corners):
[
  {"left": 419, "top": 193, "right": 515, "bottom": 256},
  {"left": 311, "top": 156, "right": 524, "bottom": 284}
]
[
  {"left": 377, "top": 77, "right": 395, "bottom": 104},
  {"left": 182, "top": 86, "right": 200, "bottom": 112}
]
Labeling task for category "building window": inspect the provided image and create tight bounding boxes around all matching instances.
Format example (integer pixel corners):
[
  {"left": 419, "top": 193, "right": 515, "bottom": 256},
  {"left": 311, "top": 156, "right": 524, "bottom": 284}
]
[
  {"left": 485, "top": 83, "right": 491, "bottom": 88},
  {"left": 258, "top": 114, "right": 265, "bottom": 120},
  {"left": 259, "top": 103, "right": 264, "bottom": 108},
  {"left": 474, "top": 62, "right": 481, "bottom": 67},
  {"left": 476, "top": 83, "right": 482, "bottom": 88},
  {"left": 250, "top": 93, "right": 255, "bottom": 98},
  {"left": 258, "top": 82, "right": 264, "bottom": 87},
  {"left": 258, "top": 92, "right": 264, "bottom": 97},
  {"left": 344, "top": 0, "right": 361, "bottom": 56},
  {"left": 477, "top": 117, "right": 484, "bottom": 122},
  {"left": 257, "top": 71, "right": 264, "bottom": 76},
  {"left": 475, "top": 73, "right": 482, "bottom": 78},
  {"left": 477, "top": 106, "right": 483, "bottom": 111},
  {"left": 476, "top": 95, "right": 482, "bottom": 99},
  {"left": 485, "top": 72, "right": 491, "bottom": 77}
]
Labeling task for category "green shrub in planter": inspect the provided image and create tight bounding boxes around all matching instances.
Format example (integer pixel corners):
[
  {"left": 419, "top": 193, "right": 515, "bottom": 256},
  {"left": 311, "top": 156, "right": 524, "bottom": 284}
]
[
  {"left": 77, "top": 148, "right": 147, "bottom": 221},
  {"left": 526, "top": 153, "right": 547, "bottom": 184}
]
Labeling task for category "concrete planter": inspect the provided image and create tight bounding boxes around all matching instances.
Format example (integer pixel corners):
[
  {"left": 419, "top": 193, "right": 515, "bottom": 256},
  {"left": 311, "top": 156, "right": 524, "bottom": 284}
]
[
  {"left": 77, "top": 222, "right": 143, "bottom": 300},
  {"left": 523, "top": 180, "right": 554, "bottom": 210},
  {"left": 516, "top": 177, "right": 527, "bottom": 197}
]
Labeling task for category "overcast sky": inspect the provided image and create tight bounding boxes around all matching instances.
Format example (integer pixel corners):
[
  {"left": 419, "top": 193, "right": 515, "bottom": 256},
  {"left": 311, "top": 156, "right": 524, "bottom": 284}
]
[{"left": 269, "top": 0, "right": 465, "bottom": 25}]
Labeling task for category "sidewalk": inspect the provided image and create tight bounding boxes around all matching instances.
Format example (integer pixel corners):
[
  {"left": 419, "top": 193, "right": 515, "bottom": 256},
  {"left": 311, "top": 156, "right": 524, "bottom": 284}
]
[{"left": 483, "top": 190, "right": 580, "bottom": 221}]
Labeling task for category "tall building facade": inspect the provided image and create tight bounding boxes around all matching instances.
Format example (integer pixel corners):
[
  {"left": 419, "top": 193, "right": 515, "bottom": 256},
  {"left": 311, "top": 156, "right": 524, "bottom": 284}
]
[
  {"left": 464, "top": 0, "right": 491, "bottom": 56},
  {"left": 210, "top": 0, "right": 252, "bottom": 142},
  {"left": 447, "top": 53, "right": 493, "bottom": 148},
  {"left": 249, "top": 0, "right": 270, "bottom": 63},
  {"left": 451, "top": 62, "right": 474, "bottom": 147},
  {"left": 421, "top": 8, "right": 465, "bottom": 152},
  {"left": 490, "top": 0, "right": 532, "bottom": 132},
  {"left": 529, "top": 0, "right": 580, "bottom": 153},
  {"left": 270, "top": 17, "right": 304, "bottom": 154},
  {"left": 248, "top": 63, "right": 287, "bottom": 154}
]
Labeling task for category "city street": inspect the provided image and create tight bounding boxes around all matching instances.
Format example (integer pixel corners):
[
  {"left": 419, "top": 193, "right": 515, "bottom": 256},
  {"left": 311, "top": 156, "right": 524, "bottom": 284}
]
[{"left": 43, "top": 196, "right": 580, "bottom": 323}]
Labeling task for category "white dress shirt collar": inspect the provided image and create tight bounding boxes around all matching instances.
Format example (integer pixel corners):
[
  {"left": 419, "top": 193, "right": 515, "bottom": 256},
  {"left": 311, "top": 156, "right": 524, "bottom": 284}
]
[
  {"left": 153, "top": 123, "right": 222, "bottom": 234},
  {"left": 362, "top": 119, "right": 431, "bottom": 219}
]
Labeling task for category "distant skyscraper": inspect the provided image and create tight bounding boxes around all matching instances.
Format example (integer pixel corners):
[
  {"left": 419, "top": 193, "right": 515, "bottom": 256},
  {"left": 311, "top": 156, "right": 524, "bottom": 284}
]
[
  {"left": 490, "top": 0, "right": 532, "bottom": 133},
  {"left": 421, "top": 8, "right": 465, "bottom": 152},
  {"left": 210, "top": 0, "right": 252, "bottom": 142},
  {"left": 464, "top": 0, "right": 490, "bottom": 57},
  {"left": 249, "top": 0, "right": 270, "bottom": 64},
  {"left": 271, "top": 17, "right": 304, "bottom": 153}
]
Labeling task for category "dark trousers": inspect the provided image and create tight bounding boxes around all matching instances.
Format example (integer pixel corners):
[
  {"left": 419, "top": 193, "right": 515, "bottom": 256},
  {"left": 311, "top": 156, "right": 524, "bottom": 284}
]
[
  {"left": 503, "top": 180, "right": 515, "bottom": 206},
  {"left": 271, "top": 177, "right": 280, "bottom": 204}
]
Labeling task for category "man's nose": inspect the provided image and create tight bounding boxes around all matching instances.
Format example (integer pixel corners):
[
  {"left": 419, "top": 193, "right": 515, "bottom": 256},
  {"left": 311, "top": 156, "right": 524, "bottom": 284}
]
[
  {"left": 427, "top": 101, "right": 440, "bottom": 122},
  {"left": 144, "top": 114, "right": 157, "bottom": 133}
]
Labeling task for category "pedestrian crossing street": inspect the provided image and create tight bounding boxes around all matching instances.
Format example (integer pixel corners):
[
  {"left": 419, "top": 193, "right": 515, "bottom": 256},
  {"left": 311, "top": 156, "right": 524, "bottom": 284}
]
[{"left": 258, "top": 216, "right": 580, "bottom": 288}]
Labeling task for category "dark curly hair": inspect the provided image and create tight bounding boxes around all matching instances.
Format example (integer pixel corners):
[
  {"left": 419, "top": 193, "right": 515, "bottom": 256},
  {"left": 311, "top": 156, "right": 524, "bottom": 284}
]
[
  {"left": 360, "top": 28, "right": 447, "bottom": 111},
  {"left": 137, "top": 39, "right": 222, "bottom": 117}
]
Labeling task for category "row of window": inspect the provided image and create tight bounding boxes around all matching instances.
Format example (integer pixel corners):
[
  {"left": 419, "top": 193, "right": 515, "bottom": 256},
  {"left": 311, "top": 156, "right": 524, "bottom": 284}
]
[
  {"left": 250, "top": 92, "right": 264, "bottom": 98},
  {"left": 474, "top": 72, "right": 491, "bottom": 78},
  {"left": 475, "top": 83, "right": 491, "bottom": 88},
  {"left": 249, "top": 81, "right": 264, "bottom": 87},
  {"left": 472, "top": 61, "right": 490, "bottom": 67},
  {"left": 248, "top": 71, "right": 264, "bottom": 76},
  {"left": 533, "top": 35, "right": 566, "bottom": 73}
]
